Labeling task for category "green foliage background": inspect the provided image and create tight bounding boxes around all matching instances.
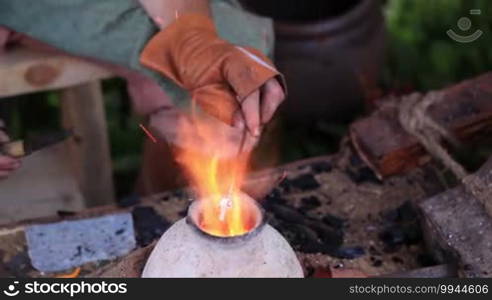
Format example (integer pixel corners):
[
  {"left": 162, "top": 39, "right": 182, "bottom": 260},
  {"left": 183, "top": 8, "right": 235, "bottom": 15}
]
[
  {"left": 282, "top": 0, "right": 492, "bottom": 163},
  {"left": 384, "top": 0, "right": 491, "bottom": 90}
]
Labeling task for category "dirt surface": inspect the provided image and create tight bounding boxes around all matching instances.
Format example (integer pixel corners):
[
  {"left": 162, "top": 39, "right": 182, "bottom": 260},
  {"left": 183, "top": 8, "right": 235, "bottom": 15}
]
[{"left": 0, "top": 145, "right": 445, "bottom": 278}]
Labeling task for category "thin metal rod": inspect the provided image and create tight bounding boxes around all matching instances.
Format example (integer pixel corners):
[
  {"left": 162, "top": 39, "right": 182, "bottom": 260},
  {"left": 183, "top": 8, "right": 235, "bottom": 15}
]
[{"left": 221, "top": 107, "right": 248, "bottom": 221}]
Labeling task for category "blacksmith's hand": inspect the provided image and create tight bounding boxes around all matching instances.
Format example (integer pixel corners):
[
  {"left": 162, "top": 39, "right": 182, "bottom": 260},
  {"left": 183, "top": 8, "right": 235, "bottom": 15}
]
[{"left": 140, "top": 14, "right": 286, "bottom": 141}]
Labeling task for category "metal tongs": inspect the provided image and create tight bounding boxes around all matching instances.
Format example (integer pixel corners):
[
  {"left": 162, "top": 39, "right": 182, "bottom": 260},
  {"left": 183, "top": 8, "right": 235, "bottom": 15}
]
[{"left": 219, "top": 112, "right": 249, "bottom": 222}]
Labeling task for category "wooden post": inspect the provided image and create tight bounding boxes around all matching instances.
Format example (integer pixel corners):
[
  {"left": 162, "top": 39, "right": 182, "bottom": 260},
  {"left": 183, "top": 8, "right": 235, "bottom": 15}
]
[{"left": 60, "top": 82, "right": 115, "bottom": 206}]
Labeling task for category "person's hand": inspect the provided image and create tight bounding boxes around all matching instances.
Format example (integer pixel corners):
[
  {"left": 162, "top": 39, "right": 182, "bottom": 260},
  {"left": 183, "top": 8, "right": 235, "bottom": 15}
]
[
  {"left": 0, "top": 120, "right": 21, "bottom": 180},
  {"left": 123, "top": 71, "right": 258, "bottom": 157},
  {"left": 140, "top": 14, "right": 286, "bottom": 139},
  {"left": 231, "top": 77, "right": 285, "bottom": 137},
  {"left": 149, "top": 107, "right": 259, "bottom": 158}
]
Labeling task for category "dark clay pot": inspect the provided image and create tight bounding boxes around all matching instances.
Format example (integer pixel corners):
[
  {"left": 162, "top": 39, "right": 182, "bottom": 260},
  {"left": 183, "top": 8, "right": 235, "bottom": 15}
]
[{"left": 241, "top": 0, "right": 386, "bottom": 122}]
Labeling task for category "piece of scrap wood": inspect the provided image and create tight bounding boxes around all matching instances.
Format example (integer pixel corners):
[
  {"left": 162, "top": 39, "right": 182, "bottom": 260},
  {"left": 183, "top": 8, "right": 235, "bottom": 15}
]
[
  {"left": 350, "top": 72, "right": 492, "bottom": 179},
  {"left": 418, "top": 157, "right": 492, "bottom": 278}
]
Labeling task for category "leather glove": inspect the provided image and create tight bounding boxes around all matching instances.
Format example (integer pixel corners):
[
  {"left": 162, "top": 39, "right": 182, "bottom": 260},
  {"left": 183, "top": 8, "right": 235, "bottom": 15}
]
[{"left": 140, "top": 14, "right": 285, "bottom": 129}]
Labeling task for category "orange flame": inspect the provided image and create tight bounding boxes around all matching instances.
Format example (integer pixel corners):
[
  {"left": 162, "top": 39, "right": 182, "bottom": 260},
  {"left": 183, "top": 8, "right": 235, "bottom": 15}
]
[{"left": 174, "top": 104, "right": 255, "bottom": 237}]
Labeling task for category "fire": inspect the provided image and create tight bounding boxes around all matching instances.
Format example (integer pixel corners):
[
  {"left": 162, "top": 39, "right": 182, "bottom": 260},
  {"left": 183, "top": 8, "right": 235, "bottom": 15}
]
[{"left": 174, "top": 105, "right": 256, "bottom": 237}]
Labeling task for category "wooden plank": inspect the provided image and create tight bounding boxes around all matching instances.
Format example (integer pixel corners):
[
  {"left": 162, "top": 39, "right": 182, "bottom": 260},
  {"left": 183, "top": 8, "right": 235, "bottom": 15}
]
[
  {"left": 0, "top": 47, "right": 112, "bottom": 98},
  {"left": 0, "top": 142, "right": 85, "bottom": 225},
  {"left": 60, "top": 82, "right": 115, "bottom": 207},
  {"left": 350, "top": 72, "right": 492, "bottom": 179}
]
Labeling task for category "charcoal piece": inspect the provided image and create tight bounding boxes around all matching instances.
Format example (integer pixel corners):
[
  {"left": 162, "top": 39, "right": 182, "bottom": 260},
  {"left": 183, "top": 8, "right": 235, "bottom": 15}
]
[
  {"left": 300, "top": 196, "right": 321, "bottom": 211},
  {"left": 396, "top": 201, "right": 418, "bottom": 222},
  {"left": 307, "top": 221, "right": 343, "bottom": 247},
  {"left": 268, "top": 203, "right": 346, "bottom": 257},
  {"left": 379, "top": 226, "right": 406, "bottom": 249},
  {"left": 270, "top": 204, "right": 306, "bottom": 224},
  {"left": 291, "top": 225, "right": 339, "bottom": 255},
  {"left": 417, "top": 254, "right": 439, "bottom": 267},
  {"left": 369, "top": 246, "right": 381, "bottom": 256},
  {"left": 392, "top": 256, "right": 404, "bottom": 264},
  {"left": 379, "top": 224, "right": 422, "bottom": 252},
  {"left": 346, "top": 167, "right": 381, "bottom": 184},
  {"left": 349, "top": 153, "right": 364, "bottom": 167},
  {"left": 382, "top": 201, "right": 418, "bottom": 223},
  {"left": 279, "top": 180, "right": 292, "bottom": 193},
  {"left": 372, "top": 259, "right": 383, "bottom": 267},
  {"left": 322, "top": 214, "right": 346, "bottom": 229},
  {"left": 132, "top": 206, "right": 170, "bottom": 247},
  {"left": 402, "top": 224, "right": 423, "bottom": 245},
  {"left": 263, "top": 188, "right": 287, "bottom": 206},
  {"left": 267, "top": 201, "right": 360, "bottom": 259},
  {"left": 379, "top": 200, "right": 423, "bottom": 253},
  {"left": 293, "top": 224, "right": 321, "bottom": 251},
  {"left": 334, "top": 246, "right": 366, "bottom": 259},
  {"left": 271, "top": 221, "right": 300, "bottom": 247},
  {"left": 119, "top": 193, "right": 140, "bottom": 208},
  {"left": 284, "top": 174, "right": 320, "bottom": 191},
  {"left": 311, "top": 161, "right": 333, "bottom": 174},
  {"left": 381, "top": 207, "right": 399, "bottom": 223}
]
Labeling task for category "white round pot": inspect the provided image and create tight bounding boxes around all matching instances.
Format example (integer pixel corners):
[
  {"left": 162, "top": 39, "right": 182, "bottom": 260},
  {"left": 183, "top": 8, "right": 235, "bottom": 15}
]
[{"left": 142, "top": 195, "right": 303, "bottom": 278}]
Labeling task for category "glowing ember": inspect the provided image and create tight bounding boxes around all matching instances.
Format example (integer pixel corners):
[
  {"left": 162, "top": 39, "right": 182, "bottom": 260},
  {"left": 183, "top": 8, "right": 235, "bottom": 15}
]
[
  {"left": 139, "top": 123, "right": 157, "bottom": 143},
  {"left": 174, "top": 103, "right": 255, "bottom": 237}
]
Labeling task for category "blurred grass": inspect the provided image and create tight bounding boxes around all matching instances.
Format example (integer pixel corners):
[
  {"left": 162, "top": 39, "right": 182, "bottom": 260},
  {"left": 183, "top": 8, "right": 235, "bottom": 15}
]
[
  {"left": 384, "top": 0, "right": 492, "bottom": 90},
  {"left": 101, "top": 79, "right": 144, "bottom": 197}
]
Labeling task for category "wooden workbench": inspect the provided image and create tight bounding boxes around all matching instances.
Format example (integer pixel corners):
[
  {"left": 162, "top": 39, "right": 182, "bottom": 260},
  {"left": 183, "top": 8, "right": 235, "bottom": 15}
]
[{"left": 0, "top": 47, "right": 115, "bottom": 222}]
